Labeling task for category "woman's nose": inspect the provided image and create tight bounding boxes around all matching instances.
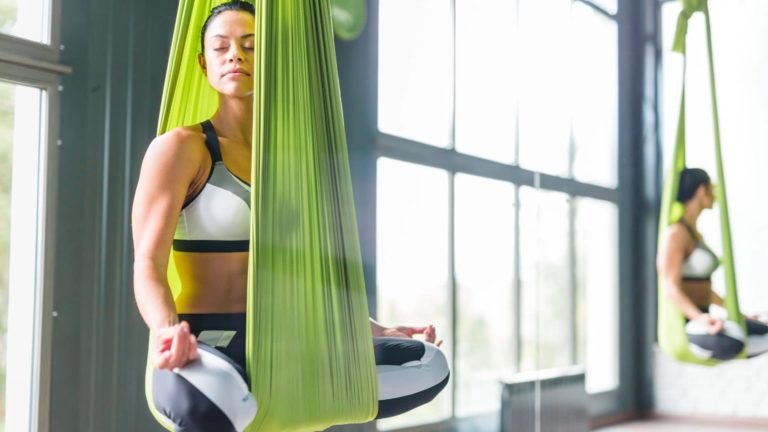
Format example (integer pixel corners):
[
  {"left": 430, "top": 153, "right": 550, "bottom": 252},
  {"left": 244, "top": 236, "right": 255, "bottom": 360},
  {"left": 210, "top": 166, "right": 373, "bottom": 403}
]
[{"left": 228, "top": 47, "right": 244, "bottom": 63}]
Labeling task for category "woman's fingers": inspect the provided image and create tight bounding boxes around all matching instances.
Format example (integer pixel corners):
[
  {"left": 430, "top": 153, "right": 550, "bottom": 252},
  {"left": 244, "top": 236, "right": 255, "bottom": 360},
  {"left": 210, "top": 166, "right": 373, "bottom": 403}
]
[
  {"left": 155, "top": 326, "right": 175, "bottom": 351},
  {"left": 155, "top": 350, "right": 172, "bottom": 369},
  {"left": 707, "top": 319, "right": 724, "bottom": 335},
  {"left": 154, "top": 329, "right": 197, "bottom": 370},
  {"left": 387, "top": 324, "right": 445, "bottom": 348},
  {"left": 188, "top": 334, "right": 199, "bottom": 361},
  {"left": 405, "top": 326, "right": 430, "bottom": 337},
  {"left": 178, "top": 323, "right": 192, "bottom": 367},
  {"left": 154, "top": 325, "right": 176, "bottom": 367},
  {"left": 169, "top": 322, "right": 195, "bottom": 369},
  {"left": 714, "top": 320, "right": 724, "bottom": 333},
  {"left": 423, "top": 325, "right": 437, "bottom": 343},
  {"left": 167, "top": 325, "right": 183, "bottom": 367},
  {"left": 153, "top": 322, "right": 199, "bottom": 370}
]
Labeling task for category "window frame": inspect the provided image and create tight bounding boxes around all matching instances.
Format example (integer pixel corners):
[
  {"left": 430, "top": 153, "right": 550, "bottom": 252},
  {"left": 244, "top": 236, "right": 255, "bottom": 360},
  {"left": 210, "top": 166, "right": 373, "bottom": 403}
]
[
  {"left": 0, "top": 0, "right": 63, "bottom": 58},
  {"left": 0, "top": 0, "right": 66, "bottom": 430}
]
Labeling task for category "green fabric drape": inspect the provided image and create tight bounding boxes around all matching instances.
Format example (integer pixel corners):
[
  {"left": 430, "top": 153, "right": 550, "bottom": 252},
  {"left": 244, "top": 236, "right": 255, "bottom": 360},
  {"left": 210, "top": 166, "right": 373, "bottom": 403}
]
[
  {"left": 145, "top": 0, "right": 378, "bottom": 430},
  {"left": 657, "top": 0, "right": 745, "bottom": 365},
  {"left": 330, "top": 0, "right": 366, "bottom": 40}
]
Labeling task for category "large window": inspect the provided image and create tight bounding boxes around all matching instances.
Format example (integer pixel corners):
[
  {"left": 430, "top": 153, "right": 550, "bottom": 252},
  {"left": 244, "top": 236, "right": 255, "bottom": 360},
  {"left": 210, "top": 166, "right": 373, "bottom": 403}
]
[
  {"left": 377, "top": 0, "right": 620, "bottom": 428},
  {"left": 0, "top": 0, "right": 61, "bottom": 430}
]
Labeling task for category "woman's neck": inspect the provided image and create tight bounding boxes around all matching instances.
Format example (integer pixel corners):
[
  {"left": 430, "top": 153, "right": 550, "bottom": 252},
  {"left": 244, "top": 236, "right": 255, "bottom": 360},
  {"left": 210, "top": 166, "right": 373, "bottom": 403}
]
[
  {"left": 682, "top": 203, "right": 703, "bottom": 231},
  {"left": 211, "top": 95, "right": 253, "bottom": 146}
]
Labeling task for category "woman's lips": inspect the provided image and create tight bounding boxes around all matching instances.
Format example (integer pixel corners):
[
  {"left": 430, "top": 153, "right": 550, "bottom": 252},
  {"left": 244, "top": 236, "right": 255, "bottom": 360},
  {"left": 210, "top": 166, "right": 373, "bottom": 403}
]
[{"left": 223, "top": 70, "right": 249, "bottom": 77}]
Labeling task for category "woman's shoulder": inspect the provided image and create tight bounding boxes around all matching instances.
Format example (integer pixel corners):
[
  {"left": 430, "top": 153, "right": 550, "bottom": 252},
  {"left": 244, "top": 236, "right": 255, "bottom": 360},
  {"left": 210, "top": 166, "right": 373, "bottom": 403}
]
[
  {"left": 663, "top": 222, "right": 695, "bottom": 246},
  {"left": 152, "top": 124, "right": 205, "bottom": 148},
  {"left": 147, "top": 125, "right": 208, "bottom": 161},
  {"left": 666, "top": 221, "right": 685, "bottom": 232},
  {"left": 141, "top": 124, "right": 209, "bottom": 176}
]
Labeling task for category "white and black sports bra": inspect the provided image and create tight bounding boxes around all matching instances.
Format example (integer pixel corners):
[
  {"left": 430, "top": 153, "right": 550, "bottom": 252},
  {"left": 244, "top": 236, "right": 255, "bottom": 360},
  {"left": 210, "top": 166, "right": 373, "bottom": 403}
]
[
  {"left": 173, "top": 120, "right": 250, "bottom": 253},
  {"left": 679, "top": 220, "right": 720, "bottom": 281}
]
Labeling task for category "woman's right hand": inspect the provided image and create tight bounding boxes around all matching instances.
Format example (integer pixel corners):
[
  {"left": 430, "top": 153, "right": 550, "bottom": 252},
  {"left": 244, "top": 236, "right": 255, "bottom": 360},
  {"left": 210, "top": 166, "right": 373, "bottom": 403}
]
[
  {"left": 694, "top": 313, "right": 724, "bottom": 335},
  {"left": 154, "top": 321, "right": 199, "bottom": 370}
]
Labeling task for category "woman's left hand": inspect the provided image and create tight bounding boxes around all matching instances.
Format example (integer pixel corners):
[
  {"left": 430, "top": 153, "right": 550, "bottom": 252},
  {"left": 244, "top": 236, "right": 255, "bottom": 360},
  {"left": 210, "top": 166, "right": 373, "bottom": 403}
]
[{"left": 382, "top": 324, "right": 443, "bottom": 347}]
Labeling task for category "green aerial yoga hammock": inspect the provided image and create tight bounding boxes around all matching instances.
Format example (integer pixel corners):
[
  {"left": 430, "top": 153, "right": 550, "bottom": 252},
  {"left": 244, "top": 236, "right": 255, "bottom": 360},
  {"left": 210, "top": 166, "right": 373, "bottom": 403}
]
[
  {"left": 144, "top": 0, "right": 377, "bottom": 430},
  {"left": 657, "top": 0, "right": 745, "bottom": 365}
]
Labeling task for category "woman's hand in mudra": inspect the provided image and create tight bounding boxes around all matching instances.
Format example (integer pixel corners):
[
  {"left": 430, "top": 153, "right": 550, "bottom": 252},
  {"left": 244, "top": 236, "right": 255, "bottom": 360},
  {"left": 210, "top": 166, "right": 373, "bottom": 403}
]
[
  {"left": 154, "top": 321, "right": 199, "bottom": 370},
  {"left": 693, "top": 313, "right": 724, "bottom": 335},
  {"left": 382, "top": 324, "right": 443, "bottom": 348}
]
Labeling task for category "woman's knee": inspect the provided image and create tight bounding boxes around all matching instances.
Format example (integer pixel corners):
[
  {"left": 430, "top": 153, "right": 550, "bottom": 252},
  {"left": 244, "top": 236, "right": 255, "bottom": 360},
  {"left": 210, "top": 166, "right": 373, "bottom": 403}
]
[
  {"left": 151, "top": 345, "right": 257, "bottom": 431},
  {"left": 374, "top": 338, "right": 451, "bottom": 419},
  {"left": 686, "top": 319, "right": 745, "bottom": 361}
]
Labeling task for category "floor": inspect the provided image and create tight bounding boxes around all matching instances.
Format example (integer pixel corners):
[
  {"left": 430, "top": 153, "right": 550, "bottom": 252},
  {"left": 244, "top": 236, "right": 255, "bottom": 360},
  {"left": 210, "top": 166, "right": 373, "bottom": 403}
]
[{"left": 596, "top": 419, "right": 768, "bottom": 431}]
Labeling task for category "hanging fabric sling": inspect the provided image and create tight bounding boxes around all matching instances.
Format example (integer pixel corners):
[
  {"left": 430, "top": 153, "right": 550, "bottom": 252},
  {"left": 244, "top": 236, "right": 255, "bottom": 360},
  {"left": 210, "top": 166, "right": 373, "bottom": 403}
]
[
  {"left": 657, "top": 0, "right": 745, "bottom": 365},
  {"left": 144, "top": 0, "right": 378, "bottom": 430}
]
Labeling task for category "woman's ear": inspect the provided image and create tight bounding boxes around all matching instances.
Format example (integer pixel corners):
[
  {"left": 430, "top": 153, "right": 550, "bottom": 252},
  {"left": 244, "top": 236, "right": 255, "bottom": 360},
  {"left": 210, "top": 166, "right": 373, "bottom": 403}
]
[{"left": 198, "top": 52, "right": 207, "bottom": 74}]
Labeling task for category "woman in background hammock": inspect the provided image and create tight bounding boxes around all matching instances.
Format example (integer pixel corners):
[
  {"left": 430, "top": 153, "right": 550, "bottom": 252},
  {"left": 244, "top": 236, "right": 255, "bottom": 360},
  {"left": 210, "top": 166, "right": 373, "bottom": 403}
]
[
  {"left": 657, "top": 168, "right": 768, "bottom": 361},
  {"left": 131, "top": 2, "right": 449, "bottom": 430}
]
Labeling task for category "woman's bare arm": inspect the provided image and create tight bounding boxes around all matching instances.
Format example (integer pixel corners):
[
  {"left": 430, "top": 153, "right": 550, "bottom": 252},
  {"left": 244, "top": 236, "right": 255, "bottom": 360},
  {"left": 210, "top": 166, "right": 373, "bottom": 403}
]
[
  {"left": 657, "top": 225, "right": 706, "bottom": 320},
  {"left": 132, "top": 128, "right": 205, "bottom": 331}
]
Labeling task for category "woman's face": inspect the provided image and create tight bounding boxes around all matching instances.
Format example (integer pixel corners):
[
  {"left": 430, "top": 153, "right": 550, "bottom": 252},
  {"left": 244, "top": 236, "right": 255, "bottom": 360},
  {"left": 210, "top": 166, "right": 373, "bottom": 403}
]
[
  {"left": 199, "top": 11, "right": 255, "bottom": 97},
  {"left": 699, "top": 183, "right": 715, "bottom": 209}
]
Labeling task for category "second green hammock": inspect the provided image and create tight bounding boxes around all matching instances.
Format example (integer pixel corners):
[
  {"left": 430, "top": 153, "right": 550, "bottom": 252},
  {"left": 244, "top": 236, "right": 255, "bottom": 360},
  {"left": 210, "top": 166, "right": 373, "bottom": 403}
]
[
  {"left": 657, "top": 0, "right": 745, "bottom": 366},
  {"left": 144, "top": 0, "right": 378, "bottom": 430}
]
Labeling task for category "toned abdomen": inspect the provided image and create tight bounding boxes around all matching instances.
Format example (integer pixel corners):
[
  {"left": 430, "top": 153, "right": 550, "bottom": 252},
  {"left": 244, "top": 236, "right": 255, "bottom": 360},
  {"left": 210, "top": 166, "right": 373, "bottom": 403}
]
[
  {"left": 172, "top": 250, "right": 249, "bottom": 313},
  {"left": 682, "top": 278, "right": 712, "bottom": 310}
]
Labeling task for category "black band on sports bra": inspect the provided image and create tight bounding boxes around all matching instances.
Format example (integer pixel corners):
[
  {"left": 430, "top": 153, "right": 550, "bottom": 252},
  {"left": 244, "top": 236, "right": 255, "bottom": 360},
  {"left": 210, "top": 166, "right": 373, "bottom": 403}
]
[
  {"left": 173, "top": 239, "right": 249, "bottom": 253},
  {"left": 201, "top": 120, "right": 223, "bottom": 163}
]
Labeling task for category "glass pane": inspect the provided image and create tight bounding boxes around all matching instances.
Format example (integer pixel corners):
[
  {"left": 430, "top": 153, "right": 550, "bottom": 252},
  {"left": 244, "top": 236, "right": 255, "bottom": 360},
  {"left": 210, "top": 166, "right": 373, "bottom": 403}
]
[
  {"left": 454, "top": 174, "right": 515, "bottom": 418},
  {"left": 0, "top": 0, "right": 49, "bottom": 43},
  {"left": 518, "top": 0, "right": 572, "bottom": 177},
  {"left": 376, "top": 158, "right": 451, "bottom": 430},
  {"left": 454, "top": 0, "right": 516, "bottom": 163},
  {"left": 519, "top": 187, "right": 572, "bottom": 371},
  {"left": 573, "top": 198, "right": 618, "bottom": 393},
  {"left": 1, "top": 81, "right": 45, "bottom": 432},
  {"left": 571, "top": 3, "right": 618, "bottom": 188},
  {"left": 378, "top": 0, "right": 453, "bottom": 148}
]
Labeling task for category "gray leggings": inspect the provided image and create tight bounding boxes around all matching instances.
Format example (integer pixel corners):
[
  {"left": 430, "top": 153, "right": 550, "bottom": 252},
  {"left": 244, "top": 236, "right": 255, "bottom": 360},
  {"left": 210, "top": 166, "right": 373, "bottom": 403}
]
[{"left": 149, "top": 313, "right": 450, "bottom": 432}]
